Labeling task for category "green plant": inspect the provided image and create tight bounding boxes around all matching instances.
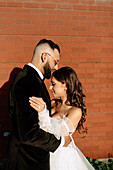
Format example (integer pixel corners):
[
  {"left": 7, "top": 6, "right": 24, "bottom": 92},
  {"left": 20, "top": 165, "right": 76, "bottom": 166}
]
[{"left": 87, "top": 157, "right": 113, "bottom": 170}]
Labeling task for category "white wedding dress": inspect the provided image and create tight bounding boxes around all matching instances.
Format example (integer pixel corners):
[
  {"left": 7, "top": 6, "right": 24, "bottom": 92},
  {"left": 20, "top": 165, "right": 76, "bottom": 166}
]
[{"left": 38, "top": 106, "right": 95, "bottom": 170}]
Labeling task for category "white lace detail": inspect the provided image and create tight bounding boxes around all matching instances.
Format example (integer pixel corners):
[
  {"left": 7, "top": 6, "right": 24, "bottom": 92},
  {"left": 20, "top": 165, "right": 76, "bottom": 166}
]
[
  {"left": 38, "top": 106, "right": 75, "bottom": 139},
  {"left": 39, "top": 106, "right": 95, "bottom": 170}
]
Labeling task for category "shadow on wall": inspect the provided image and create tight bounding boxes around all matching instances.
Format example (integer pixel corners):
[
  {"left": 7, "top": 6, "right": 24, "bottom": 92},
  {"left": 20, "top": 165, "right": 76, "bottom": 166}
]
[{"left": 0, "top": 67, "right": 22, "bottom": 158}]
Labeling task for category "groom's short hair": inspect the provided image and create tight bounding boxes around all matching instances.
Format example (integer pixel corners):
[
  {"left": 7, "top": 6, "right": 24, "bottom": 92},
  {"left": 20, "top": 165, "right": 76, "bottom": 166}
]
[{"left": 33, "top": 38, "right": 60, "bottom": 56}]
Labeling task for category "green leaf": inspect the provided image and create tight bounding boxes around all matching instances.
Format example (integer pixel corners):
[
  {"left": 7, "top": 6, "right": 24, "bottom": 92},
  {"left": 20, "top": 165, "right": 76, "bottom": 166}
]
[{"left": 94, "top": 159, "right": 100, "bottom": 164}]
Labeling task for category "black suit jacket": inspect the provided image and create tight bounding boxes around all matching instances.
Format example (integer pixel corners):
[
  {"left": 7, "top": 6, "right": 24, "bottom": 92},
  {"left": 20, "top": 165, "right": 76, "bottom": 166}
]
[{"left": 7, "top": 65, "right": 61, "bottom": 170}]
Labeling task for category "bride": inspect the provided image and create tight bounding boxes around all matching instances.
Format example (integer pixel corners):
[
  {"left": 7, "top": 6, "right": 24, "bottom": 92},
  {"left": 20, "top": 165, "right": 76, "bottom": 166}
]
[{"left": 29, "top": 67, "right": 94, "bottom": 170}]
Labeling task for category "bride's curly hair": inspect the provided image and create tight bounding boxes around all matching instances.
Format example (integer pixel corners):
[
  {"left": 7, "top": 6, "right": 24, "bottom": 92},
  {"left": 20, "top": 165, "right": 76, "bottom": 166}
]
[{"left": 52, "top": 67, "right": 87, "bottom": 134}]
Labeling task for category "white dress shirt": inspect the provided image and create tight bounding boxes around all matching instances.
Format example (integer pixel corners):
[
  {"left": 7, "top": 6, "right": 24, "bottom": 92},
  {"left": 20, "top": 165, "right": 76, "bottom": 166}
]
[{"left": 28, "top": 63, "right": 43, "bottom": 80}]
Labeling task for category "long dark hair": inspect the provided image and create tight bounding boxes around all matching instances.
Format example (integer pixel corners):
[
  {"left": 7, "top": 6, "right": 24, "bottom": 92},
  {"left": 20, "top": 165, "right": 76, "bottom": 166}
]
[{"left": 52, "top": 67, "right": 87, "bottom": 134}]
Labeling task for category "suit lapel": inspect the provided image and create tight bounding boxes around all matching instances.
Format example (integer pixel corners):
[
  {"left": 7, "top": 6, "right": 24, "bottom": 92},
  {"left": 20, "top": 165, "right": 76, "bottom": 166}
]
[
  {"left": 24, "top": 65, "right": 51, "bottom": 114},
  {"left": 37, "top": 77, "right": 51, "bottom": 114}
]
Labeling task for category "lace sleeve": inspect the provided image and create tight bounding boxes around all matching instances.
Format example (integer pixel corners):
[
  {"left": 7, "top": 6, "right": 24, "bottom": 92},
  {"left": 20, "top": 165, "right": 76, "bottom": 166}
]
[{"left": 38, "top": 105, "right": 75, "bottom": 140}]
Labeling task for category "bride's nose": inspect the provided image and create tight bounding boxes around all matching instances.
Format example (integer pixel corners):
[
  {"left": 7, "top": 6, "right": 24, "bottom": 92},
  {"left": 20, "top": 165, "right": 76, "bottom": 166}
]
[{"left": 49, "top": 85, "right": 53, "bottom": 90}]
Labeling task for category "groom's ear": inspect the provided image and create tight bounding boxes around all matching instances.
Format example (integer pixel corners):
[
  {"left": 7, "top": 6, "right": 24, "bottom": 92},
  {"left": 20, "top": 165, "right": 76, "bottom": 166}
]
[
  {"left": 41, "top": 54, "right": 44, "bottom": 62},
  {"left": 41, "top": 53, "right": 47, "bottom": 63}
]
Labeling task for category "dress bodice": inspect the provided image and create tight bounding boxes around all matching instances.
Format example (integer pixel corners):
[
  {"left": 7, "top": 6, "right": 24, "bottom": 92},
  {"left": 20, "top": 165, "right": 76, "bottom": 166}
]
[{"left": 38, "top": 106, "right": 75, "bottom": 140}]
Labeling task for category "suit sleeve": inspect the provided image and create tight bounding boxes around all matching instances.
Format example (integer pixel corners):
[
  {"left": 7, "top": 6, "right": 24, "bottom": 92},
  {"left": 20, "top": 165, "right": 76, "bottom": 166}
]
[{"left": 10, "top": 76, "right": 61, "bottom": 152}]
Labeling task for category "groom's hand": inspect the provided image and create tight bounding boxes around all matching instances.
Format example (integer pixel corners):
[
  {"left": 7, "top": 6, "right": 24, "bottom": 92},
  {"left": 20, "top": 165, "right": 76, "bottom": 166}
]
[{"left": 63, "top": 136, "right": 71, "bottom": 147}]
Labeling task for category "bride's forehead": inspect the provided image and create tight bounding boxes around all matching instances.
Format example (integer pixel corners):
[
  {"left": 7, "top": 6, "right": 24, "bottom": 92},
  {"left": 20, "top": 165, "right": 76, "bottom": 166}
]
[{"left": 51, "top": 77, "right": 60, "bottom": 83}]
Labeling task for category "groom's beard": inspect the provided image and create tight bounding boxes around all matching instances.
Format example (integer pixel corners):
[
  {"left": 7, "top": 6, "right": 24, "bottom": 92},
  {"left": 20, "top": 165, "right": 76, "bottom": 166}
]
[{"left": 44, "top": 61, "right": 52, "bottom": 79}]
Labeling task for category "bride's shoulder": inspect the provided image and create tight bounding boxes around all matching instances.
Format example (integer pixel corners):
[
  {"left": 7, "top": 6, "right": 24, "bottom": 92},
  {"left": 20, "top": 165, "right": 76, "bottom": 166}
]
[
  {"left": 67, "top": 107, "right": 82, "bottom": 128},
  {"left": 68, "top": 107, "right": 82, "bottom": 118}
]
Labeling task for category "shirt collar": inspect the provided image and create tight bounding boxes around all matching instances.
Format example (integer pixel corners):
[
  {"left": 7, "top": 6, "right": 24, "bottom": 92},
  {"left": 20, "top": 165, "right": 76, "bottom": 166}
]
[{"left": 28, "top": 63, "right": 44, "bottom": 80}]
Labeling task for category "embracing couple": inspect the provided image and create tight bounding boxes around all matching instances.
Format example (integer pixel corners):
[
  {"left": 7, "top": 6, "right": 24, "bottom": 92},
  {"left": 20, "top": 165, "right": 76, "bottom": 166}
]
[{"left": 7, "top": 39, "right": 94, "bottom": 170}]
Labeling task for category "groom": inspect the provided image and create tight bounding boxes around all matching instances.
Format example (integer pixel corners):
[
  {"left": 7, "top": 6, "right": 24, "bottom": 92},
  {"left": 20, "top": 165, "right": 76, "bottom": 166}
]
[{"left": 7, "top": 39, "right": 68, "bottom": 170}]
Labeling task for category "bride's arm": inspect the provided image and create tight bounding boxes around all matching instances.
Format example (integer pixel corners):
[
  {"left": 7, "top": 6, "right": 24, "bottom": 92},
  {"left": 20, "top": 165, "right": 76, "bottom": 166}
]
[
  {"left": 29, "top": 97, "right": 75, "bottom": 138},
  {"left": 29, "top": 97, "right": 81, "bottom": 139}
]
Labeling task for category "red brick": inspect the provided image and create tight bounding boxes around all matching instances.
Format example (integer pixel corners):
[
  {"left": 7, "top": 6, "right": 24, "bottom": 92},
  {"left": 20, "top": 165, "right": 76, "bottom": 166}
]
[
  {"left": 57, "top": 3, "right": 73, "bottom": 9},
  {"left": 80, "top": 0, "right": 95, "bottom": 5},
  {"left": 73, "top": 4, "right": 87, "bottom": 10},
  {"left": 7, "top": 2, "right": 23, "bottom": 7},
  {"left": 66, "top": 0, "right": 79, "bottom": 3},
  {"left": 40, "top": 3, "right": 56, "bottom": 9},
  {"left": 24, "top": 3, "right": 40, "bottom": 8},
  {"left": 86, "top": 96, "right": 99, "bottom": 103},
  {"left": 15, "top": 8, "right": 31, "bottom": 14},
  {"left": 0, "top": 2, "right": 6, "bottom": 7},
  {"left": 88, "top": 5, "right": 105, "bottom": 11},
  {"left": 0, "top": 7, "right": 15, "bottom": 13}
]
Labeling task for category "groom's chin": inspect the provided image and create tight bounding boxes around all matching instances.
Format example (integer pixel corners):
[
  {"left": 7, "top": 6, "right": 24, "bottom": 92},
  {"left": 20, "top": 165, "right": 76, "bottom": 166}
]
[{"left": 44, "top": 73, "right": 51, "bottom": 79}]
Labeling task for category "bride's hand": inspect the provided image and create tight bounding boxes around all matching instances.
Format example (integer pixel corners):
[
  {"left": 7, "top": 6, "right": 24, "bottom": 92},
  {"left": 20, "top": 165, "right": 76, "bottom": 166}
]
[
  {"left": 29, "top": 97, "right": 45, "bottom": 112},
  {"left": 63, "top": 136, "right": 72, "bottom": 147}
]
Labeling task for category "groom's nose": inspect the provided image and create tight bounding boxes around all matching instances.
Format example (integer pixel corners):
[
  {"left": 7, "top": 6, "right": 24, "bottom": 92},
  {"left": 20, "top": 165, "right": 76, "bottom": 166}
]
[{"left": 53, "top": 64, "right": 58, "bottom": 70}]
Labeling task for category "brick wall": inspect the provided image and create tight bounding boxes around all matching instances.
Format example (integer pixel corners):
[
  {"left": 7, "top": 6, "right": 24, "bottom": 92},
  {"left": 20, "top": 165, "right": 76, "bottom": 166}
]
[{"left": 0, "top": 0, "right": 113, "bottom": 159}]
